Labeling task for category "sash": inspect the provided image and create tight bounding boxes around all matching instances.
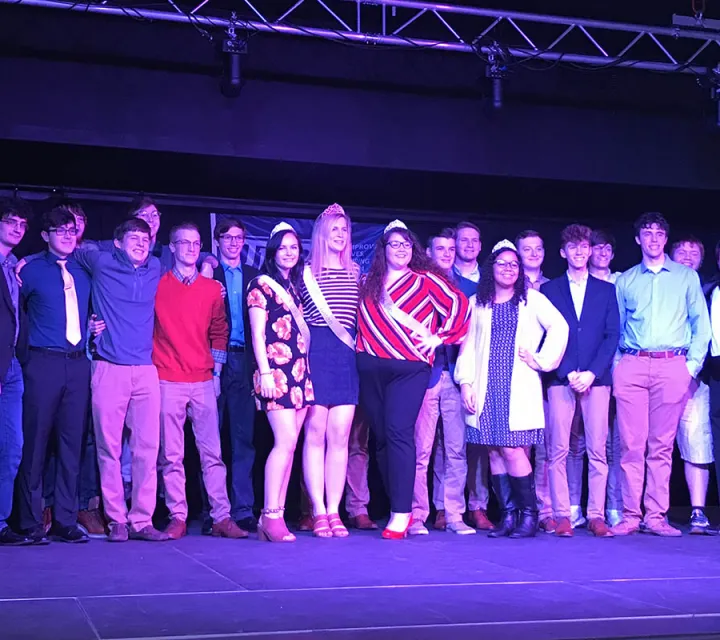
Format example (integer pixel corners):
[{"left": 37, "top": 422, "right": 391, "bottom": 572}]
[
  {"left": 257, "top": 275, "right": 311, "bottom": 354},
  {"left": 303, "top": 266, "right": 356, "bottom": 351},
  {"left": 381, "top": 288, "right": 431, "bottom": 339}
]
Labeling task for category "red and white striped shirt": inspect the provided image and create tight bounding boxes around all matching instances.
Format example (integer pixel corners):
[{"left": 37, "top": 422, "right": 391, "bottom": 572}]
[{"left": 357, "top": 270, "right": 469, "bottom": 364}]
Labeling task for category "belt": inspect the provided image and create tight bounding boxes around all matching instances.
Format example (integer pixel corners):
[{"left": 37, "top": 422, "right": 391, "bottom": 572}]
[
  {"left": 228, "top": 345, "right": 245, "bottom": 352},
  {"left": 621, "top": 348, "right": 688, "bottom": 358},
  {"left": 30, "top": 347, "right": 86, "bottom": 360}
]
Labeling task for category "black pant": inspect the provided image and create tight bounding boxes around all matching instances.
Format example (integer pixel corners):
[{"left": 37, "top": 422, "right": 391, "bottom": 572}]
[
  {"left": 706, "top": 358, "right": 720, "bottom": 501},
  {"left": 357, "top": 352, "right": 430, "bottom": 514},
  {"left": 17, "top": 349, "right": 90, "bottom": 529}
]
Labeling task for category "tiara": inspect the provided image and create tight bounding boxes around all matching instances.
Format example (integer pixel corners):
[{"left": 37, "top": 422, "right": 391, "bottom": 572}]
[
  {"left": 270, "top": 221, "right": 295, "bottom": 238},
  {"left": 492, "top": 239, "right": 517, "bottom": 253},
  {"left": 384, "top": 219, "right": 408, "bottom": 234},
  {"left": 321, "top": 203, "right": 345, "bottom": 217}
]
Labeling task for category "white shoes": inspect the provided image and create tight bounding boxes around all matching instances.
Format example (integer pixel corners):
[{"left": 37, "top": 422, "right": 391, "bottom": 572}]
[
  {"left": 447, "top": 521, "right": 476, "bottom": 535},
  {"left": 570, "top": 505, "right": 587, "bottom": 529}
]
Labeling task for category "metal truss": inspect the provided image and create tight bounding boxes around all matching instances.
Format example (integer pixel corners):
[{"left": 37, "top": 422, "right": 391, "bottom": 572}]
[{"left": 4, "top": 0, "right": 720, "bottom": 75}]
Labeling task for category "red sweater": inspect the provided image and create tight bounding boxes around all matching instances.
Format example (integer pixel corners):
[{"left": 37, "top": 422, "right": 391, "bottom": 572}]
[{"left": 153, "top": 272, "right": 228, "bottom": 382}]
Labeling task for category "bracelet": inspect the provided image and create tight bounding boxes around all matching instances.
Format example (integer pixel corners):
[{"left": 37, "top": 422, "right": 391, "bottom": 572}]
[{"left": 260, "top": 372, "right": 273, "bottom": 376}]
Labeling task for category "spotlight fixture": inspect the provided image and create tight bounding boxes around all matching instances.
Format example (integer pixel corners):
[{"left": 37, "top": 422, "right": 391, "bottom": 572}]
[
  {"left": 220, "top": 14, "right": 247, "bottom": 98},
  {"left": 485, "top": 42, "right": 508, "bottom": 110}
]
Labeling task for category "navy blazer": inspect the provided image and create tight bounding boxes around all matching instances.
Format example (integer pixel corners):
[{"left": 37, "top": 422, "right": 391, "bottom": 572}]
[
  {"left": 212, "top": 260, "right": 259, "bottom": 351},
  {"left": 0, "top": 269, "right": 28, "bottom": 377},
  {"left": 540, "top": 274, "right": 619, "bottom": 387}
]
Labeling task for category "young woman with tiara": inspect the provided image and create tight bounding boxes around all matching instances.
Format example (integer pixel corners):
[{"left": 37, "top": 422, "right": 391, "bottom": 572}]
[
  {"left": 455, "top": 240, "right": 568, "bottom": 539},
  {"left": 300, "top": 203, "right": 360, "bottom": 538},
  {"left": 357, "top": 220, "right": 469, "bottom": 539},
  {"left": 247, "top": 222, "right": 314, "bottom": 542}
]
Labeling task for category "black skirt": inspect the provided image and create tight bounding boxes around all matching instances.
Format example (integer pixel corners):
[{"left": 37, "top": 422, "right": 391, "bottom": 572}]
[{"left": 308, "top": 325, "right": 359, "bottom": 406}]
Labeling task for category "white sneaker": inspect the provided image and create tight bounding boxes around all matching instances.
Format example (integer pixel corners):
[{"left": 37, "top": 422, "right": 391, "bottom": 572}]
[
  {"left": 408, "top": 521, "right": 429, "bottom": 536},
  {"left": 570, "top": 506, "right": 586, "bottom": 529},
  {"left": 447, "top": 521, "right": 476, "bottom": 535}
]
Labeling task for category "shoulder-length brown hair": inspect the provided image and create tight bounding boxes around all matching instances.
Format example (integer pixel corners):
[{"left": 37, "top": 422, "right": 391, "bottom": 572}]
[{"left": 361, "top": 227, "right": 447, "bottom": 303}]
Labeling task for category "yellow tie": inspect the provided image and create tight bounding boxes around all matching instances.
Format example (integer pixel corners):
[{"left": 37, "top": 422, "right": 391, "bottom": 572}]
[{"left": 57, "top": 259, "right": 82, "bottom": 346}]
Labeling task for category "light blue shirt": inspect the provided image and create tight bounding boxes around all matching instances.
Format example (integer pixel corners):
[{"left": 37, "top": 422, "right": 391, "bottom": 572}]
[
  {"left": 615, "top": 255, "right": 711, "bottom": 377},
  {"left": 222, "top": 262, "right": 244, "bottom": 346}
]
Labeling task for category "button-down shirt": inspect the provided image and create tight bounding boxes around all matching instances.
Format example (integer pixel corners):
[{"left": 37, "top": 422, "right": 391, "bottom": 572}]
[
  {"left": 526, "top": 272, "right": 550, "bottom": 291},
  {"left": 567, "top": 271, "right": 589, "bottom": 319},
  {"left": 590, "top": 270, "right": 622, "bottom": 285},
  {"left": 1, "top": 253, "right": 19, "bottom": 345},
  {"left": 21, "top": 251, "right": 91, "bottom": 351},
  {"left": 222, "top": 261, "right": 245, "bottom": 346},
  {"left": 615, "top": 255, "right": 711, "bottom": 377},
  {"left": 172, "top": 267, "right": 199, "bottom": 287}
]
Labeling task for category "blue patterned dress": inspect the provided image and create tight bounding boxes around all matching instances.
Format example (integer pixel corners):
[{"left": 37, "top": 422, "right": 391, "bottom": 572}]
[{"left": 467, "top": 300, "right": 542, "bottom": 447}]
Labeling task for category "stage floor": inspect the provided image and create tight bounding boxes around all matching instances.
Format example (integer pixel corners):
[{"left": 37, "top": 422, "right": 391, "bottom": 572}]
[{"left": 2, "top": 521, "right": 720, "bottom": 640}]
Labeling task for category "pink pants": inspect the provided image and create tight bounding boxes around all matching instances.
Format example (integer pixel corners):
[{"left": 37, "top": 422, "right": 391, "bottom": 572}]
[
  {"left": 345, "top": 412, "right": 371, "bottom": 518},
  {"left": 91, "top": 361, "right": 160, "bottom": 531},
  {"left": 159, "top": 380, "right": 230, "bottom": 523},
  {"left": 613, "top": 354, "right": 691, "bottom": 526},
  {"left": 547, "top": 385, "right": 611, "bottom": 520}
]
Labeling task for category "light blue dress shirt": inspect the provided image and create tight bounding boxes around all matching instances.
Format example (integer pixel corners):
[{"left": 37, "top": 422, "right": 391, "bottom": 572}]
[
  {"left": 615, "top": 255, "right": 711, "bottom": 377},
  {"left": 222, "top": 262, "right": 244, "bottom": 346}
]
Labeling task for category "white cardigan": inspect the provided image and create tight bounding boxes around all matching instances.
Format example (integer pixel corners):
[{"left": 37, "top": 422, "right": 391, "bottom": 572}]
[{"left": 454, "top": 288, "right": 568, "bottom": 432}]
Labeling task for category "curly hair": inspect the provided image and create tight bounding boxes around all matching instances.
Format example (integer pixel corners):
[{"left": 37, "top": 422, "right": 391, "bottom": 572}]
[
  {"left": 475, "top": 247, "right": 528, "bottom": 307},
  {"left": 361, "top": 227, "right": 448, "bottom": 303}
]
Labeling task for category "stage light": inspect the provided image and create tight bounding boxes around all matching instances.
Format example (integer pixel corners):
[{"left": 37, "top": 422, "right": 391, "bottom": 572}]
[{"left": 219, "top": 16, "right": 247, "bottom": 98}]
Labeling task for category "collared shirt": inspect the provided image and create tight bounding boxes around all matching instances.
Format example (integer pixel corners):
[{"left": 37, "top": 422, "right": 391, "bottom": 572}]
[
  {"left": 452, "top": 263, "right": 480, "bottom": 283},
  {"left": 452, "top": 263, "right": 480, "bottom": 299},
  {"left": 1, "top": 253, "right": 19, "bottom": 345},
  {"left": 222, "top": 261, "right": 245, "bottom": 347},
  {"left": 526, "top": 272, "right": 550, "bottom": 291},
  {"left": 567, "top": 270, "right": 589, "bottom": 320},
  {"left": 590, "top": 269, "right": 622, "bottom": 285},
  {"left": 616, "top": 255, "right": 711, "bottom": 377},
  {"left": 172, "top": 267, "right": 199, "bottom": 287},
  {"left": 21, "top": 251, "right": 91, "bottom": 351}
]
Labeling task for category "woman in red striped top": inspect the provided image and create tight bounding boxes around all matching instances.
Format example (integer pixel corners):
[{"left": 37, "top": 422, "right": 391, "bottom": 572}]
[{"left": 357, "top": 220, "right": 469, "bottom": 538}]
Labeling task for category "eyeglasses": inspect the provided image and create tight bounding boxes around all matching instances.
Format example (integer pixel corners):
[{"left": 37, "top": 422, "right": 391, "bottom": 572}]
[
  {"left": 219, "top": 234, "right": 245, "bottom": 244},
  {"left": 49, "top": 227, "right": 77, "bottom": 237},
  {"left": 137, "top": 211, "right": 161, "bottom": 221},
  {"left": 173, "top": 240, "right": 203, "bottom": 250},
  {"left": 495, "top": 259, "right": 520, "bottom": 270},
  {"left": 1, "top": 217, "right": 28, "bottom": 231},
  {"left": 387, "top": 241, "right": 412, "bottom": 250}
]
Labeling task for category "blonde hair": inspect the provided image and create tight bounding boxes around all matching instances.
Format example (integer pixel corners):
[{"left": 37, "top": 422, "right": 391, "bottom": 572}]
[{"left": 308, "top": 207, "right": 353, "bottom": 276}]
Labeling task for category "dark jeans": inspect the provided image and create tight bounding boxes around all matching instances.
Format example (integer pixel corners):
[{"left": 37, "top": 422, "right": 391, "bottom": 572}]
[
  {"left": 0, "top": 357, "right": 23, "bottom": 529},
  {"left": 43, "top": 412, "right": 100, "bottom": 512},
  {"left": 357, "top": 352, "right": 430, "bottom": 514},
  {"left": 706, "top": 357, "right": 720, "bottom": 501},
  {"left": 17, "top": 350, "right": 90, "bottom": 529},
  {"left": 202, "top": 350, "right": 256, "bottom": 520}
]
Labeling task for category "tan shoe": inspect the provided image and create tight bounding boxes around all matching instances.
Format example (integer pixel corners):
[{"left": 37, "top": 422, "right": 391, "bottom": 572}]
[
  {"left": 588, "top": 518, "right": 614, "bottom": 538},
  {"left": 538, "top": 517, "right": 558, "bottom": 533},
  {"left": 212, "top": 518, "right": 249, "bottom": 539},
  {"left": 78, "top": 509, "right": 107, "bottom": 538},
  {"left": 644, "top": 520, "right": 682, "bottom": 537},
  {"left": 468, "top": 509, "right": 495, "bottom": 530},
  {"left": 554, "top": 517, "right": 573, "bottom": 537},
  {"left": 348, "top": 514, "right": 378, "bottom": 530},
  {"left": 163, "top": 519, "right": 187, "bottom": 540},
  {"left": 434, "top": 510, "right": 447, "bottom": 530},
  {"left": 610, "top": 519, "right": 640, "bottom": 536}
]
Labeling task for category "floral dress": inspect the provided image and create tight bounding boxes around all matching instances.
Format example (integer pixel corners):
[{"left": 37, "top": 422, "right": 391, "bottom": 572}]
[{"left": 247, "top": 276, "right": 315, "bottom": 411}]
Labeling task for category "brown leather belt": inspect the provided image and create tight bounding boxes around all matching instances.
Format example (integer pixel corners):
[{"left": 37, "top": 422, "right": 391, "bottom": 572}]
[{"left": 627, "top": 349, "right": 688, "bottom": 359}]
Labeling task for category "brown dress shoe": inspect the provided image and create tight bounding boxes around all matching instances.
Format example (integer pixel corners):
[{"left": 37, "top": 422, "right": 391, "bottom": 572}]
[
  {"left": 130, "top": 525, "right": 171, "bottom": 541},
  {"left": 212, "top": 518, "right": 249, "bottom": 539},
  {"left": 554, "top": 517, "right": 573, "bottom": 537},
  {"left": 588, "top": 518, "right": 614, "bottom": 537},
  {"left": 644, "top": 520, "right": 682, "bottom": 537},
  {"left": 78, "top": 509, "right": 107, "bottom": 537},
  {"left": 163, "top": 519, "right": 187, "bottom": 540},
  {"left": 296, "top": 514, "right": 314, "bottom": 531},
  {"left": 538, "top": 517, "right": 558, "bottom": 533},
  {"left": 107, "top": 523, "right": 129, "bottom": 543},
  {"left": 348, "top": 514, "right": 378, "bottom": 530},
  {"left": 434, "top": 510, "right": 447, "bottom": 530},
  {"left": 610, "top": 519, "right": 640, "bottom": 536},
  {"left": 468, "top": 509, "right": 495, "bottom": 530}
]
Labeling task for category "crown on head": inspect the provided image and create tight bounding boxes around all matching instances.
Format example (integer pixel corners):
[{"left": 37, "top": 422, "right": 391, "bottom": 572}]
[
  {"left": 492, "top": 239, "right": 517, "bottom": 253},
  {"left": 270, "top": 221, "right": 295, "bottom": 239},
  {"left": 384, "top": 219, "right": 408, "bottom": 234},
  {"left": 321, "top": 203, "right": 345, "bottom": 218}
]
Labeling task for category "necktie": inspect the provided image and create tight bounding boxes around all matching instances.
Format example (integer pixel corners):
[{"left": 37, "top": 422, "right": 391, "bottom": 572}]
[{"left": 57, "top": 260, "right": 82, "bottom": 346}]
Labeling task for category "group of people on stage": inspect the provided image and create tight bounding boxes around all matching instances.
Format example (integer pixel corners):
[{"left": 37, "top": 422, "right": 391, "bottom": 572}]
[{"left": 0, "top": 195, "right": 718, "bottom": 546}]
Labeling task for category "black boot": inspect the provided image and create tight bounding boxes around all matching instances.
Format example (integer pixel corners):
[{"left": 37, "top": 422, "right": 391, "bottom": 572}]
[
  {"left": 508, "top": 474, "right": 538, "bottom": 539},
  {"left": 487, "top": 474, "right": 516, "bottom": 538}
]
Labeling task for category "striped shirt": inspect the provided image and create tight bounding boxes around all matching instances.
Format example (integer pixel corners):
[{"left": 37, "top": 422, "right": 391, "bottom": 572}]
[
  {"left": 358, "top": 270, "right": 470, "bottom": 364},
  {"left": 301, "top": 268, "right": 359, "bottom": 330}
]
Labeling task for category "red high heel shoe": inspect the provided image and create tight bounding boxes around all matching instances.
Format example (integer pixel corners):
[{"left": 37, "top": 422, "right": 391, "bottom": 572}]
[{"left": 382, "top": 516, "right": 413, "bottom": 540}]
